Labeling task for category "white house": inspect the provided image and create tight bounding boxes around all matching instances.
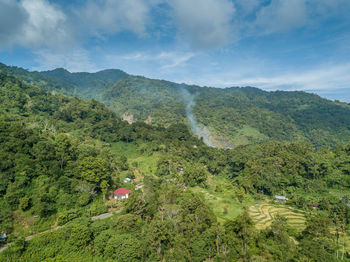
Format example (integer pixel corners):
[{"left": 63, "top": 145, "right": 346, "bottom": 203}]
[
  {"left": 123, "top": 177, "right": 132, "bottom": 183},
  {"left": 114, "top": 188, "right": 131, "bottom": 200},
  {"left": 275, "top": 195, "right": 288, "bottom": 202}
]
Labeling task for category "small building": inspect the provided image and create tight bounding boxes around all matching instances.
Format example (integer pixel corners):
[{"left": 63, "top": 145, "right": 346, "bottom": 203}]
[
  {"left": 0, "top": 233, "right": 7, "bottom": 243},
  {"left": 114, "top": 188, "right": 131, "bottom": 200},
  {"left": 135, "top": 184, "right": 143, "bottom": 190},
  {"left": 275, "top": 195, "right": 288, "bottom": 202},
  {"left": 123, "top": 177, "right": 132, "bottom": 183}
]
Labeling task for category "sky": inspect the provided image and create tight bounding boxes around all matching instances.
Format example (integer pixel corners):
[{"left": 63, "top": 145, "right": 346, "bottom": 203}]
[{"left": 0, "top": 0, "right": 350, "bottom": 102}]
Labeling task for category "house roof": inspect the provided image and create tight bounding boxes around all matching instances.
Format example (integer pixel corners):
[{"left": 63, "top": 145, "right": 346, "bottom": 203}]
[
  {"left": 114, "top": 188, "right": 131, "bottom": 195},
  {"left": 275, "top": 195, "right": 288, "bottom": 200}
]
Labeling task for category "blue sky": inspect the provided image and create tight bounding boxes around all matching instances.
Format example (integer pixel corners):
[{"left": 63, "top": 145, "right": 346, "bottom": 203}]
[{"left": 1, "top": 0, "right": 350, "bottom": 101}]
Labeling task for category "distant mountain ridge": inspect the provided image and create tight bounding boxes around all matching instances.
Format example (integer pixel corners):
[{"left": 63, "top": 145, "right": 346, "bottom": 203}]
[
  {"left": 40, "top": 68, "right": 128, "bottom": 98},
  {"left": 1, "top": 62, "right": 350, "bottom": 148}
]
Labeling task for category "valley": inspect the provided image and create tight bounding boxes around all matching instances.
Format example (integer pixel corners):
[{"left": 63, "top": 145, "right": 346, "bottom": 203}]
[
  {"left": 1, "top": 0, "right": 349, "bottom": 260},
  {"left": 0, "top": 64, "right": 350, "bottom": 261}
]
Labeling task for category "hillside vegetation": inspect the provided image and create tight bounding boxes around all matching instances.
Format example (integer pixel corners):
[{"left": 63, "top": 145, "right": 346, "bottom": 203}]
[
  {"left": 1, "top": 67, "right": 350, "bottom": 260},
  {"left": 2, "top": 63, "right": 350, "bottom": 148},
  {"left": 194, "top": 86, "right": 350, "bottom": 147}
]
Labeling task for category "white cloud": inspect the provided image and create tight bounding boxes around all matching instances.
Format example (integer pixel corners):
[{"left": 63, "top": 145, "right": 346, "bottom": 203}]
[
  {"left": 169, "top": 0, "right": 236, "bottom": 49},
  {"left": 179, "top": 63, "right": 350, "bottom": 98},
  {"left": 0, "top": 0, "right": 28, "bottom": 47},
  {"left": 78, "top": 0, "right": 151, "bottom": 37},
  {"left": 254, "top": 0, "right": 308, "bottom": 34},
  {"left": 235, "top": 64, "right": 350, "bottom": 92},
  {"left": 0, "top": 0, "right": 72, "bottom": 50},
  {"left": 20, "top": 0, "right": 72, "bottom": 49},
  {"left": 159, "top": 52, "right": 194, "bottom": 69},
  {"left": 110, "top": 50, "right": 194, "bottom": 70},
  {"left": 251, "top": 0, "right": 350, "bottom": 35}
]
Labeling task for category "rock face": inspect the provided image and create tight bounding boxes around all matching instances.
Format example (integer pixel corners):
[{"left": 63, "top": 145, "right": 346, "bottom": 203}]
[
  {"left": 122, "top": 113, "right": 137, "bottom": 124},
  {"left": 144, "top": 115, "right": 152, "bottom": 125}
]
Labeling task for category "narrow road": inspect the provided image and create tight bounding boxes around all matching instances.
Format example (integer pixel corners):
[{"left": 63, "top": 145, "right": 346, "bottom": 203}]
[{"left": 0, "top": 210, "right": 121, "bottom": 253}]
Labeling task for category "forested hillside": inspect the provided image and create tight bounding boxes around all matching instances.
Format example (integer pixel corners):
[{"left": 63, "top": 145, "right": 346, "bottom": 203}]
[
  {"left": 2, "top": 63, "right": 350, "bottom": 148},
  {"left": 194, "top": 86, "right": 350, "bottom": 147},
  {"left": 40, "top": 68, "right": 128, "bottom": 99},
  {"left": 1, "top": 67, "right": 350, "bottom": 261}
]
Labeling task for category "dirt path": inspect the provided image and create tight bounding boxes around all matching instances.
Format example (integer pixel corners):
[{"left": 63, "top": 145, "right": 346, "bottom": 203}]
[{"left": 0, "top": 210, "right": 121, "bottom": 253}]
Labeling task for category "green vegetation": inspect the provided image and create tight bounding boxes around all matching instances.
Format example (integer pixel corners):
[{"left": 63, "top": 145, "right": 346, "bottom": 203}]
[
  {"left": 111, "top": 141, "right": 162, "bottom": 175},
  {"left": 40, "top": 67, "right": 128, "bottom": 98},
  {"left": 1, "top": 63, "right": 350, "bottom": 261},
  {"left": 194, "top": 86, "right": 350, "bottom": 147},
  {"left": 101, "top": 77, "right": 187, "bottom": 126},
  {"left": 2, "top": 62, "right": 350, "bottom": 147}
]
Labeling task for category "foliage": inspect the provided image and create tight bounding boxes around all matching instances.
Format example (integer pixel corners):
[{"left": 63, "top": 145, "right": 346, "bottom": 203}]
[
  {"left": 5, "top": 63, "right": 350, "bottom": 147},
  {"left": 1, "top": 66, "right": 350, "bottom": 261}
]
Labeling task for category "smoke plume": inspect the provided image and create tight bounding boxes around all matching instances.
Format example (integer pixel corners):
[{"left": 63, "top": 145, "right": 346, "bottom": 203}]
[{"left": 179, "top": 87, "right": 216, "bottom": 147}]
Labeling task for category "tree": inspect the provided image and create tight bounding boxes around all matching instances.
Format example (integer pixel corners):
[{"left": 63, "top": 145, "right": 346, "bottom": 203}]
[
  {"left": 300, "top": 216, "right": 336, "bottom": 261},
  {"left": 182, "top": 163, "right": 208, "bottom": 187},
  {"left": 224, "top": 210, "right": 256, "bottom": 259},
  {"left": 18, "top": 197, "right": 30, "bottom": 211},
  {"left": 54, "top": 133, "right": 76, "bottom": 170},
  {"left": 100, "top": 180, "right": 109, "bottom": 201},
  {"left": 93, "top": 229, "right": 115, "bottom": 255},
  {"left": 77, "top": 156, "right": 111, "bottom": 186},
  {"left": 0, "top": 200, "right": 12, "bottom": 233},
  {"left": 114, "top": 214, "right": 142, "bottom": 233},
  {"left": 68, "top": 223, "right": 92, "bottom": 250},
  {"left": 115, "top": 155, "right": 129, "bottom": 171},
  {"left": 12, "top": 237, "right": 27, "bottom": 254},
  {"left": 104, "top": 234, "right": 141, "bottom": 261}
]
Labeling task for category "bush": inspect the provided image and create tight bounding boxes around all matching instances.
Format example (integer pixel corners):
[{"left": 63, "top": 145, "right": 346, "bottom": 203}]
[
  {"left": 57, "top": 209, "right": 81, "bottom": 226},
  {"left": 77, "top": 192, "right": 91, "bottom": 207},
  {"left": 89, "top": 201, "right": 107, "bottom": 216},
  {"left": 114, "top": 214, "right": 142, "bottom": 233},
  {"left": 12, "top": 237, "right": 27, "bottom": 254},
  {"left": 68, "top": 224, "right": 92, "bottom": 250},
  {"left": 104, "top": 234, "right": 141, "bottom": 261},
  {"left": 18, "top": 197, "right": 30, "bottom": 211}
]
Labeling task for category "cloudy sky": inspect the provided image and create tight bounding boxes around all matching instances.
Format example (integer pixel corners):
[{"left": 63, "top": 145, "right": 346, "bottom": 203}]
[{"left": 1, "top": 0, "right": 350, "bottom": 101}]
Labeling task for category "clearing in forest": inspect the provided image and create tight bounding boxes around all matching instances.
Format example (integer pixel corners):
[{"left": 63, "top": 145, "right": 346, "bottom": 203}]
[
  {"left": 249, "top": 202, "right": 306, "bottom": 230},
  {"left": 110, "top": 141, "right": 161, "bottom": 176}
]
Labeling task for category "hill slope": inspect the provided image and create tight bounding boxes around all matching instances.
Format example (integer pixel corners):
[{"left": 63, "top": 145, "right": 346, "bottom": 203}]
[
  {"left": 2, "top": 62, "right": 350, "bottom": 147},
  {"left": 193, "top": 86, "right": 350, "bottom": 147},
  {"left": 40, "top": 68, "right": 128, "bottom": 98},
  {"left": 2, "top": 67, "right": 350, "bottom": 261}
]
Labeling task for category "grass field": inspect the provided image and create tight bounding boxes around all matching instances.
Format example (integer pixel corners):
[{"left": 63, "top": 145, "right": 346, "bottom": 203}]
[
  {"left": 191, "top": 176, "right": 307, "bottom": 230},
  {"left": 191, "top": 176, "right": 255, "bottom": 222},
  {"left": 249, "top": 201, "right": 306, "bottom": 230},
  {"left": 110, "top": 141, "right": 162, "bottom": 176}
]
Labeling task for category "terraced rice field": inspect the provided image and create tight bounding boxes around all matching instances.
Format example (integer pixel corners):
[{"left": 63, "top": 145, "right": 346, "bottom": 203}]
[{"left": 249, "top": 202, "right": 306, "bottom": 230}]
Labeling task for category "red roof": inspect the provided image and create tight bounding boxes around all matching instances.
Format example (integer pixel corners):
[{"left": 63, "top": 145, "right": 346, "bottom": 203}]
[{"left": 114, "top": 188, "right": 131, "bottom": 195}]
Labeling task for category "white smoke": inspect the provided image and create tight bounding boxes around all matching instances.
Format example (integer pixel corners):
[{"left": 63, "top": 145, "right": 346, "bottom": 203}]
[{"left": 179, "top": 87, "right": 216, "bottom": 147}]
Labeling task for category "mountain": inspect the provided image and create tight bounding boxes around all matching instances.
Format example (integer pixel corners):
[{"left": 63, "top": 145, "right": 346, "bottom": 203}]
[
  {"left": 2, "top": 62, "right": 350, "bottom": 148},
  {"left": 193, "top": 86, "right": 350, "bottom": 147},
  {"left": 40, "top": 68, "right": 128, "bottom": 98},
  {"left": 1, "top": 66, "right": 350, "bottom": 261}
]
